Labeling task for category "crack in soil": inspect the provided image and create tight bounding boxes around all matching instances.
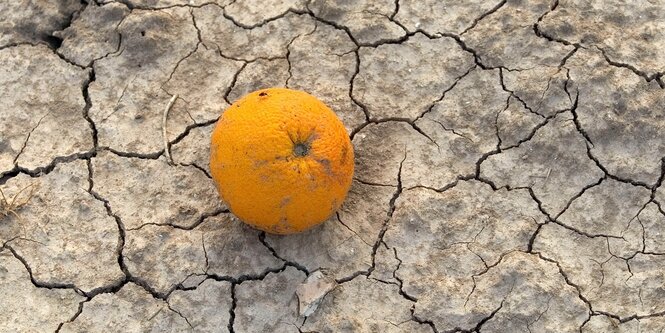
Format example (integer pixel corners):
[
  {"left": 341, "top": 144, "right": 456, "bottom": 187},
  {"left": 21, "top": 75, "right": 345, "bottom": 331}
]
[
  {"left": 85, "top": 158, "right": 173, "bottom": 301},
  {"left": 258, "top": 231, "right": 310, "bottom": 275},
  {"left": 2, "top": 242, "right": 83, "bottom": 293},
  {"left": 54, "top": 297, "right": 89, "bottom": 333},
  {"left": 284, "top": 21, "right": 320, "bottom": 89},
  {"left": 11, "top": 111, "right": 52, "bottom": 166},
  {"left": 228, "top": 283, "right": 237, "bottom": 333},
  {"left": 530, "top": 0, "right": 664, "bottom": 89},
  {"left": 460, "top": 0, "right": 507, "bottom": 36},
  {"left": 568, "top": 91, "right": 656, "bottom": 189}
]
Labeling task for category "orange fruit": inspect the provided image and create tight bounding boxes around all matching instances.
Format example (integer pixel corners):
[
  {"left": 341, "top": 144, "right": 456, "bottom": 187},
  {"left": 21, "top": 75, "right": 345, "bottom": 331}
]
[{"left": 209, "top": 88, "right": 354, "bottom": 234}]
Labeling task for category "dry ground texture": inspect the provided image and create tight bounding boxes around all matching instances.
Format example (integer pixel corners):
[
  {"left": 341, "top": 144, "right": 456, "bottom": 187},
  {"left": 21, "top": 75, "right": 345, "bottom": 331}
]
[{"left": 1, "top": 0, "right": 665, "bottom": 332}]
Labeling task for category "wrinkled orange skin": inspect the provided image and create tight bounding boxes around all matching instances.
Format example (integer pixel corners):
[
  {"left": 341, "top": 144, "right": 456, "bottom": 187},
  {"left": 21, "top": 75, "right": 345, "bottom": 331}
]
[{"left": 210, "top": 88, "right": 354, "bottom": 234}]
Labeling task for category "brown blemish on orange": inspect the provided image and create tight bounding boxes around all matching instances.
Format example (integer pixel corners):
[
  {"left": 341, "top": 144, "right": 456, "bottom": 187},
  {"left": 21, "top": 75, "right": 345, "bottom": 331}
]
[{"left": 340, "top": 145, "right": 348, "bottom": 165}]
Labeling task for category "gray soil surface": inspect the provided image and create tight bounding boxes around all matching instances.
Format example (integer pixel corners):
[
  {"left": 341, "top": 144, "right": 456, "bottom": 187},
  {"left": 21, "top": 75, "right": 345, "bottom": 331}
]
[{"left": 1, "top": 0, "right": 665, "bottom": 332}]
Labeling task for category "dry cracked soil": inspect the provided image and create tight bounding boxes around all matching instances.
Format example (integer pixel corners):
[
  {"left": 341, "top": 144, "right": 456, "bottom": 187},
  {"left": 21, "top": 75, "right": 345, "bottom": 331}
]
[{"left": 1, "top": 0, "right": 665, "bottom": 332}]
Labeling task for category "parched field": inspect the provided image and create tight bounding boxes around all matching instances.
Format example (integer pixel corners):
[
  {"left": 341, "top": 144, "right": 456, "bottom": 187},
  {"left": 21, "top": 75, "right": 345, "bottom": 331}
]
[{"left": 1, "top": 0, "right": 665, "bottom": 332}]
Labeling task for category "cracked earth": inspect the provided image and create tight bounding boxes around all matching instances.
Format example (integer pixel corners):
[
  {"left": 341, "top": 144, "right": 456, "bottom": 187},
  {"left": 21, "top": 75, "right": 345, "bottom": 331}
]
[{"left": 1, "top": 0, "right": 665, "bottom": 332}]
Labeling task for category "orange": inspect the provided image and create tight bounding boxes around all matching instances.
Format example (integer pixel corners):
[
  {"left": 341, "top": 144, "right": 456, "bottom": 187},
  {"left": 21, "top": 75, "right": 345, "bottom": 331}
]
[{"left": 209, "top": 88, "right": 354, "bottom": 234}]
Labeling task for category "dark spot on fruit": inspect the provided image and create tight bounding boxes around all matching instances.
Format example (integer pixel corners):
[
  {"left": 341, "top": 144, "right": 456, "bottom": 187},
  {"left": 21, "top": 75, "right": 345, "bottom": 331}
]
[
  {"left": 340, "top": 146, "right": 348, "bottom": 164},
  {"left": 259, "top": 92, "right": 268, "bottom": 97},
  {"left": 317, "top": 158, "right": 333, "bottom": 176},
  {"left": 253, "top": 160, "right": 269, "bottom": 169},
  {"left": 293, "top": 143, "right": 310, "bottom": 157}
]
